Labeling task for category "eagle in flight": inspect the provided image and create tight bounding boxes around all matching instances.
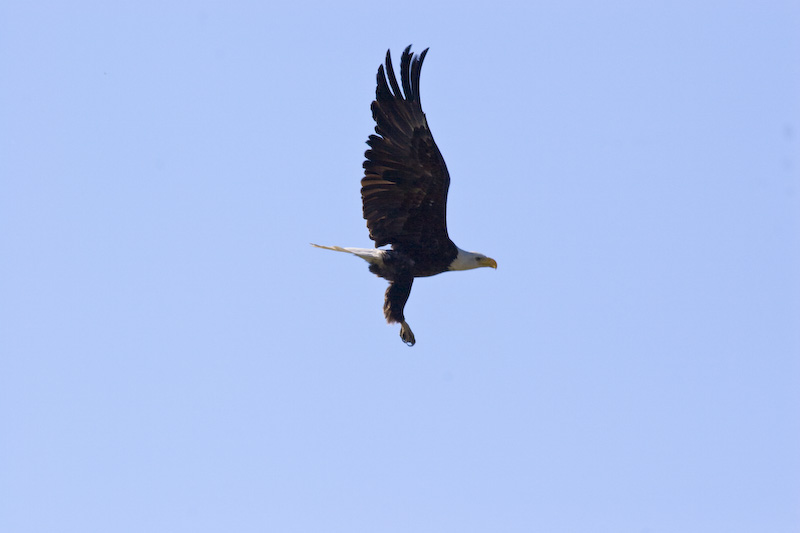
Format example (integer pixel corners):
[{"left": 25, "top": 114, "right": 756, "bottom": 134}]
[{"left": 313, "top": 46, "right": 496, "bottom": 346}]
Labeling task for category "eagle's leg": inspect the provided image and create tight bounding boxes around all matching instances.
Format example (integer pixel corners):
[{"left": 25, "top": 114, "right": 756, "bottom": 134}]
[
  {"left": 399, "top": 321, "right": 415, "bottom": 346},
  {"left": 381, "top": 253, "right": 416, "bottom": 346}
]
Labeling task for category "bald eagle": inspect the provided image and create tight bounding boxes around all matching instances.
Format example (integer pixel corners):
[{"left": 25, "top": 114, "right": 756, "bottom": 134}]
[{"left": 313, "top": 46, "right": 496, "bottom": 346}]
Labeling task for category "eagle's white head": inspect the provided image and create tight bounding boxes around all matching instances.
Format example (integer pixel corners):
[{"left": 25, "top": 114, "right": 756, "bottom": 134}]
[{"left": 449, "top": 247, "right": 498, "bottom": 271}]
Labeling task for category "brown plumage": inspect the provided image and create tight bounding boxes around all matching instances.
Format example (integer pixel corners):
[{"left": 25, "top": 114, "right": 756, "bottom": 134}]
[{"left": 362, "top": 46, "right": 455, "bottom": 267}]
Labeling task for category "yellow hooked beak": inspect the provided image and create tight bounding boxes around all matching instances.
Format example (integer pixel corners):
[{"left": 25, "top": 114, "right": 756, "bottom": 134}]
[{"left": 479, "top": 257, "right": 498, "bottom": 269}]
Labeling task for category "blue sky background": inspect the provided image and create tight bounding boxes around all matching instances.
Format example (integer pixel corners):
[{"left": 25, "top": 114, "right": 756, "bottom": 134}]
[{"left": 2, "top": 2, "right": 799, "bottom": 532}]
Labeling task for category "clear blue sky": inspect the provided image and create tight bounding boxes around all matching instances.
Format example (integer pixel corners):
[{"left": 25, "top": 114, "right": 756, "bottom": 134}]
[{"left": 2, "top": 2, "right": 799, "bottom": 532}]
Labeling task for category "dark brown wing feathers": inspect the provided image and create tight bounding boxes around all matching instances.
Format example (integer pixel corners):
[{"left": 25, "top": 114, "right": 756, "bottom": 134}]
[{"left": 361, "top": 46, "right": 454, "bottom": 258}]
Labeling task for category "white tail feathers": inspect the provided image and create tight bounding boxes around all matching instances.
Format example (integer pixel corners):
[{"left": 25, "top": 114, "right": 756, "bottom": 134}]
[
  {"left": 310, "top": 243, "right": 385, "bottom": 267},
  {"left": 310, "top": 243, "right": 349, "bottom": 253}
]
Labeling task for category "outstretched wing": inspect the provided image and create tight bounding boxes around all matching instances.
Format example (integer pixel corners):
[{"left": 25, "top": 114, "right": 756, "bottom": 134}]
[{"left": 361, "top": 46, "right": 454, "bottom": 257}]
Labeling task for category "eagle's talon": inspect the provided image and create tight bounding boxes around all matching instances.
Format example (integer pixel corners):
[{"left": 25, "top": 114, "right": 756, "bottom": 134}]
[{"left": 400, "top": 321, "right": 416, "bottom": 346}]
